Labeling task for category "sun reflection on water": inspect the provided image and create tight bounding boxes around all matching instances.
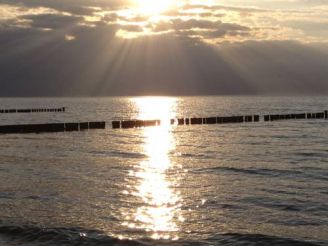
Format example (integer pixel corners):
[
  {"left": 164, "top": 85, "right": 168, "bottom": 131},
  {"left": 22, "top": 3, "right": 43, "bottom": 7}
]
[{"left": 124, "top": 97, "right": 183, "bottom": 239}]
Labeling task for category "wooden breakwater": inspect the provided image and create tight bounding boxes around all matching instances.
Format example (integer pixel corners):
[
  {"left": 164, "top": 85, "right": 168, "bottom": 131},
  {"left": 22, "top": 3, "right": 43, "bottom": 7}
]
[
  {"left": 112, "top": 115, "right": 260, "bottom": 129},
  {"left": 0, "top": 107, "right": 65, "bottom": 113},
  {"left": 112, "top": 120, "right": 160, "bottom": 129},
  {"left": 112, "top": 110, "right": 328, "bottom": 129},
  {"left": 0, "top": 121, "right": 105, "bottom": 134},
  {"left": 264, "top": 111, "right": 327, "bottom": 121}
]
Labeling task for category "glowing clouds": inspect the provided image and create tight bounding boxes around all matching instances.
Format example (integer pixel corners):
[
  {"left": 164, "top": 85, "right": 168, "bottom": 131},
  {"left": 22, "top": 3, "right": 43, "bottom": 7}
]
[
  {"left": 134, "top": 0, "right": 176, "bottom": 15},
  {"left": 4, "top": 0, "right": 328, "bottom": 44}
]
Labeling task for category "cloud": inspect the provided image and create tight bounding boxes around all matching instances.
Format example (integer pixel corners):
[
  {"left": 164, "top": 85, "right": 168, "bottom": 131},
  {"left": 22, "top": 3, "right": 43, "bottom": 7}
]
[
  {"left": 1, "top": 23, "right": 328, "bottom": 96},
  {"left": 145, "top": 19, "right": 251, "bottom": 43},
  {"left": 0, "top": 4, "right": 63, "bottom": 31},
  {"left": 0, "top": 0, "right": 128, "bottom": 15},
  {"left": 0, "top": 0, "right": 328, "bottom": 96},
  {"left": 1, "top": 0, "right": 328, "bottom": 43},
  {"left": 218, "top": 0, "right": 328, "bottom": 9},
  {"left": 21, "top": 13, "right": 83, "bottom": 30}
]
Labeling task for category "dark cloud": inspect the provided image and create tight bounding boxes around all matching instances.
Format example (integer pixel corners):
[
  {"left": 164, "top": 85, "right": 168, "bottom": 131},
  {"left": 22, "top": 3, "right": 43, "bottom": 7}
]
[
  {"left": 217, "top": 0, "right": 328, "bottom": 9},
  {"left": 181, "top": 3, "right": 269, "bottom": 13},
  {"left": 157, "top": 19, "right": 250, "bottom": 33},
  {"left": 0, "top": 22, "right": 328, "bottom": 96},
  {"left": 118, "top": 24, "right": 143, "bottom": 32},
  {"left": 217, "top": 40, "right": 328, "bottom": 94},
  {"left": 154, "top": 19, "right": 251, "bottom": 40},
  {"left": 172, "top": 19, "right": 222, "bottom": 30},
  {"left": 0, "top": 0, "right": 128, "bottom": 15},
  {"left": 1, "top": 1, "right": 328, "bottom": 96},
  {"left": 21, "top": 13, "right": 83, "bottom": 30}
]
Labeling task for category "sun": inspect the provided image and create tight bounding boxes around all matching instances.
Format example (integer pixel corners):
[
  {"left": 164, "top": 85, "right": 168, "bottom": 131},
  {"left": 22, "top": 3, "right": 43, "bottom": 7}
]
[{"left": 135, "top": 0, "right": 175, "bottom": 15}]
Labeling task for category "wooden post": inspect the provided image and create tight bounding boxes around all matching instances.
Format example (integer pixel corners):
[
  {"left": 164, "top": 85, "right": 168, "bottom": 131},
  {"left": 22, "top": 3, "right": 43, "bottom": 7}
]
[
  {"left": 178, "top": 118, "right": 185, "bottom": 125},
  {"left": 112, "top": 121, "right": 120, "bottom": 129},
  {"left": 205, "top": 117, "right": 216, "bottom": 124},
  {"left": 80, "top": 122, "right": 89, "bottom": 130}
]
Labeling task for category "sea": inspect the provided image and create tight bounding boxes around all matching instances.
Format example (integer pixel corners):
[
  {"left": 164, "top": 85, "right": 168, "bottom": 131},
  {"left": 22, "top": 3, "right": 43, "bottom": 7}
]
[{"left": 0, "top": 96, "right": 327, "bottom": 246}]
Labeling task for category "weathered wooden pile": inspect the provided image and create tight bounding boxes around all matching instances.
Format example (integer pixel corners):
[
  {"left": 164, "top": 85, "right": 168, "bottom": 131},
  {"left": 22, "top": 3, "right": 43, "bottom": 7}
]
[
  {"left": 0, "top": 106, "right": 106, "bottom": 134},
  {"left": 264, "top": 111, "right": 327, "bottom": 121},
  {"left": 1, "top": 107, "right": 327, "bottom": 133},
  {"left": 112, "top": 115, "right": 260, "bottom": 129},
  {"left": 0, "top": 107, "right": 65, "bottom": 113},
  {"left": 0, "top": 122, "right": 105, "bottom": 134},
  {"left": 112, "top": 110, "right": 328, "bottom": 129}
]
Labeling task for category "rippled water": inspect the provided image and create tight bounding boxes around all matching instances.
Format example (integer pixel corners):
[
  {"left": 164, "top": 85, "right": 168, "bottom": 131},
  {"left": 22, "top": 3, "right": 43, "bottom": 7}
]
[{"left": 0, "top": 96, "right": 328, "bottom": 245}]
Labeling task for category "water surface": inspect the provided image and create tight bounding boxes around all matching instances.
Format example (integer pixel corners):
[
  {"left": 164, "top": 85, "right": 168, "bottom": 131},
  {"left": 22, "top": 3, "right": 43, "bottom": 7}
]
[{"left": 0, "top": 96, "right": 327, "bottom": 245}]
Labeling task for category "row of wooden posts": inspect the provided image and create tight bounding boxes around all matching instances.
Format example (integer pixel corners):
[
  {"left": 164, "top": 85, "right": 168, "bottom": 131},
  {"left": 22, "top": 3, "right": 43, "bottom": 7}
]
[
  {"left": 0, "top": 107, "right": 65, "bottom": 113},
  {"left": 264, "top": 111, "right": 328, "bottom": 121},
  {"left": 112, "top": 115, "right": 260, "bottom": 129},
  {"left": 0, "top": 110, "right": 326, "bottom": 133},
  {"left": 112, "top": 110, "right": 328, "bottom": 129},
  {"left": 0, "top": 121, "right": 105, "bottom": 134}
]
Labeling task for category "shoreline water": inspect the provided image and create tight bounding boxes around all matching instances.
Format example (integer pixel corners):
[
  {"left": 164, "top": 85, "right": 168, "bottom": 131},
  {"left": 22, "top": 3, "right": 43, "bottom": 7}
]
[{"left": 1, "top": 96, "right": 328, "bottom": 245}]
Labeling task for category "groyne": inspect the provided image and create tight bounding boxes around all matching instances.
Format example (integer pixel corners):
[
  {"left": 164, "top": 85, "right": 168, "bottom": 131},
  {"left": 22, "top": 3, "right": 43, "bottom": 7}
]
[
  {"left": 0, "top": 107, "right": 65, "bottom": 113},
  {"left": 112, "top": 110, "right": 327, "bottom": 129},
  {"left": 0, "top": 121, "right": 105, "bottom": 134}
]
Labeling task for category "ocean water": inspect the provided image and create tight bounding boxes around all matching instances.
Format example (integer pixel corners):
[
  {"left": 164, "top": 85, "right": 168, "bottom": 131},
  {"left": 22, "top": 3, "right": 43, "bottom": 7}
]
[{"left": 0, "top": 96, "right": 328, "bottom": 246}]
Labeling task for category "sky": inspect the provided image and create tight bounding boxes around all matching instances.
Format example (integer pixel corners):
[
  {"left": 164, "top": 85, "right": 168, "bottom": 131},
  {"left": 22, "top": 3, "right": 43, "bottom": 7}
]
[{"left": 0, "top": 0, "right": 328, "bottom": 96}]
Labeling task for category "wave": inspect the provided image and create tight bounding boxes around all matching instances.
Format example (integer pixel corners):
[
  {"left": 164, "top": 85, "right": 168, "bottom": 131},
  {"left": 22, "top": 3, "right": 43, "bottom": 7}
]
[
  {"left": 0, "top": 224, "right": 324, "bottom": 246},
  {"left": 192, "top": 165, "right": 328, "bottom": 183},
  {"left": 207, "top": 233, "right": 323, "bottom": 246},
  {"left": 0, "top": 225, "right": 140, "bottom": 246},
  {"left": 192, "top": 166, "right": 301, "bottom": 178}
]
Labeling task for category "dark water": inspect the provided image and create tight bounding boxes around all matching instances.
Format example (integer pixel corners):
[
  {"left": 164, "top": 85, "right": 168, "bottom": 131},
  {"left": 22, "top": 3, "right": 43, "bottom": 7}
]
[{"left": 0, "top": 96, "right": 328, "bottom": 245}]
